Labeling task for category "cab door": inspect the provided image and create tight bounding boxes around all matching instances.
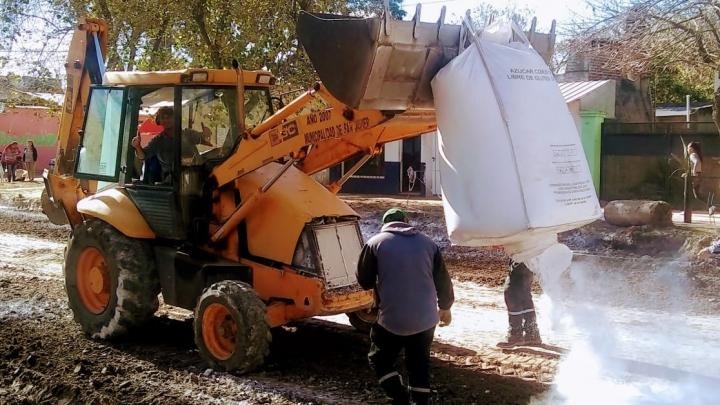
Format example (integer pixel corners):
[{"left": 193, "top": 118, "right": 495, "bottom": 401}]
[
  {"left": 121, "top": 86, "right": 187, "bottom": 240},
  {"left": 74, "top": 86, "right": 127, "bottom": 187}
]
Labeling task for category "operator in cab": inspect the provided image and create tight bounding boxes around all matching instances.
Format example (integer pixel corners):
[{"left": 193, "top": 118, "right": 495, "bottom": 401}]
[{"left": 131, "top": 106, "right": 211, "bottom": 184}]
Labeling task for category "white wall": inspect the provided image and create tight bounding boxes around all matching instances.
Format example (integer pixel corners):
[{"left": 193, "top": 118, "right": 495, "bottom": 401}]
[
  {"left": 384, "top": 134, "right": 440, "bottom": 196},
  {"left": 567, "top": 100, "right": 581, "bottom": 132},
  {"left": 384, "top": 140, "right": 401, "bottom": 162},
  {"left": 421, "top": 131, "right": 441, "bottom": 196}
]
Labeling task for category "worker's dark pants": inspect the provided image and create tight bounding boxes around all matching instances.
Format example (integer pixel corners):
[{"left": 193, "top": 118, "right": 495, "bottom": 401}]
[
  {"left": 5, "top": 163, "right": 16, "bottom": 182},
  {"left": 369, "top": 324, "right": 435, "bottom": 405},
  {"left": 504, "top": 261, "right": 535, "bottom": 331}
]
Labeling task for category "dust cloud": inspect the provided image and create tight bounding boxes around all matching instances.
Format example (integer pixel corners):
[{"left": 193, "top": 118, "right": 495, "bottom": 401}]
[{"left": 532, "top": 251, "right": 720, "bottom": 404}]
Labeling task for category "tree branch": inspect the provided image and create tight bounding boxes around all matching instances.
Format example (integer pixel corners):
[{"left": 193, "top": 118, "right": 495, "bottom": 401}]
[
  {"left": 14, "top": 12, "right": 67, "bottom": 32},
  {"left": 191, "top": 0, "right": 222, "bottom": 68}
]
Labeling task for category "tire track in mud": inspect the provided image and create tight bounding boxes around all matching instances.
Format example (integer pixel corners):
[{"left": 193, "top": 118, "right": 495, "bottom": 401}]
[{"left": 0, "top": 207, "right": 70, "bottom": 242}]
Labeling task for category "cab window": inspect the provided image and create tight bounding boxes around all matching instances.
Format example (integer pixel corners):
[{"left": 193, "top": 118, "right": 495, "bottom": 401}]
[
  {"left": 180, "top": 86, "right": 272, "bottom": 165},
  {"left": 75, "top": 87, "right": 126, "bottom": 181},
  {"left": 126, "top": 86, "right": 175, "bottom": 184}
]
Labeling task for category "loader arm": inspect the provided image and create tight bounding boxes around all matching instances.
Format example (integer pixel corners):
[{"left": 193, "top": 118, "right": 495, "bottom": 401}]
[
  {"left": 208, "top": 83, "right": 437, "bottom": 243},
  {"left": 210, "top": 83, "right": 437, "bottom": 189},
  {"left": 42, "top": 18, "right": 108, "bottom": 226},
  {"left": 55, "top": 19, "right": 108, "bottom": 175}
]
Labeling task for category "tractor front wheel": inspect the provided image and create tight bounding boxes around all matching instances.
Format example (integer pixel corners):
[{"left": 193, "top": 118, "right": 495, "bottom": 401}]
[
  {"left": 194, "top": 281, "right": 271, "bottom": 373},
  {"left": 347, "top": 307, "right": 377, "bottom": 333}
]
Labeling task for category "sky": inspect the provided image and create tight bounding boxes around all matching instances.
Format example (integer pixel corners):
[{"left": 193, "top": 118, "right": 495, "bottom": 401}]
[{"left": 401, "top": 0, "right": 593, "bottom": 32}]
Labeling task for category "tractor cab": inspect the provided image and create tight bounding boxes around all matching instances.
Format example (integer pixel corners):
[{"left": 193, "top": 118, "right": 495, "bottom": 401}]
[{"left": 73, "top": 70, "right": 274, "bottom": 239}]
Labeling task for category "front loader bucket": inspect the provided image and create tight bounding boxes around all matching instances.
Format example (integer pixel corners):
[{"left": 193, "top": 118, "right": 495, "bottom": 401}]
[
  {"left": 297, "top": 10, "right": 463, "bottom": 111},
  {"left": 297, "top": 9, "right": 557, "bottom": 112}
]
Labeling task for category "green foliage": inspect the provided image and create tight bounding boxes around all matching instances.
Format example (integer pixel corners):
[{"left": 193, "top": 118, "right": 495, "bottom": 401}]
[
  {"left": 0, "top": 132, "right": 57, "bottom": 146},
  {"left": 349, "top": 0, "right": 405, "bottom": 19},
  {"left": 651, "top": 64, "right": 715, "bottom": 104},
  {"left": 2, "top": 0, "right": 406, "bottom": 90}
]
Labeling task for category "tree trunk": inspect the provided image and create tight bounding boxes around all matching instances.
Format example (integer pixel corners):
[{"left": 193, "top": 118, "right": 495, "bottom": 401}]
[
  {"left": 192, "top": 0, "right": 223, "bottom": 68},
  {"left": 95, "top": 0, "right": 121, "bottom": 70},
  {"left": 126, "top": 29, "right": 141, "bottom": 71},
  {"left": 148, "top": 17, "right": 169, "bottom": 70}
]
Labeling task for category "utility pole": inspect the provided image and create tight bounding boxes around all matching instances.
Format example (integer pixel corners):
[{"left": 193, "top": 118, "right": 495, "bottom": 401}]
[
  {"left": 683, "top": 160, "right": 692, "bottom": 223},
  {"left": 682, "top": 132, "right": 692, "bottom": 223}
]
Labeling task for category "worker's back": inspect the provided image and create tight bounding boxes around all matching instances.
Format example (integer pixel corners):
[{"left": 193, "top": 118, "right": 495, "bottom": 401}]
[{"left": 367, "top": 222, "right": 440, "bottom": 336}]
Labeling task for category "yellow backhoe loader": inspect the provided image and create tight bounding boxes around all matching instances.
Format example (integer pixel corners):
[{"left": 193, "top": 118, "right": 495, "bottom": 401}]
[{"left": 41, "top": 8, "right": 555, "bottom": 372}]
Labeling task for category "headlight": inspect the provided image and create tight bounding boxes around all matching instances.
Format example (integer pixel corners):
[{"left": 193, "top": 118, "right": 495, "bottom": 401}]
[{"left": 292, "top": 229, "right": 318, "bottom": 273}]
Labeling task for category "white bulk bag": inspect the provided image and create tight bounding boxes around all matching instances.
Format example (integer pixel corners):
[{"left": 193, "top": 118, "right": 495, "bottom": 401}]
[{"left": 431, "top": 21, "right": 601, "bottom": 261}]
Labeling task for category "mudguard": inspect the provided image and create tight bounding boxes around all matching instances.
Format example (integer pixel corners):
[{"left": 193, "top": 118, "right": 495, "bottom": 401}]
[{"left": 76, "top": 188, "right": 155, "bottom": 239}]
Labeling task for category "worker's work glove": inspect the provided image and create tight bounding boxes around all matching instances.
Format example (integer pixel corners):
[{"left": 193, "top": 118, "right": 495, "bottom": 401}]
[{"left": 438, "top": 309, "right": 452, "bottom": 327}]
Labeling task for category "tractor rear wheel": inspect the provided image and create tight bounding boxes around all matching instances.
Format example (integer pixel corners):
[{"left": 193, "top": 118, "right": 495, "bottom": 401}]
[
  {"left": 347, "top": 307, "right": 377, "bottom": 333},
  {"left": 194, "top": 281, "right": 271, "bottom": 373},
  {"left": 64, "top": 219, "right": 160, "bottom": 339}
]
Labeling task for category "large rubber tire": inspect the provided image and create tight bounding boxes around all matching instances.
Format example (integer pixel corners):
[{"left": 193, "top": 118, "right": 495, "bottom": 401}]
[
  {"left": 347, "top": 307, "right": 377, "bottom": 333},
  {"left": 41, "top": 189, "right": 69, "bottom": 225},
  {"left": 64, "top": 219, "right": 160, "bottom": 339},
  {"left": 194, "top": 281, "right": 271, "bottom": 373}
]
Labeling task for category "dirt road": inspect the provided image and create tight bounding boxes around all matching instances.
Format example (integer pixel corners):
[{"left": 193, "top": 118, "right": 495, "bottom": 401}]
[
  {"left": 0, "top": 187, "right": 550, "bottom": 404},
  {"left": 4, "top": 185, "right": 720, "bottom": 404}
]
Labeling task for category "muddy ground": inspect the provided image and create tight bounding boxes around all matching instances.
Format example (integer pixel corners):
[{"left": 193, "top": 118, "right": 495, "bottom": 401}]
[
  {"left": 1, "top": 185, "right": 719, "bottom": 404},
  {"left": 347, "top": 195, "right": 720, "bottom": 311},
  {"left": 0, "top": 186, "right": 548, "bottom": 404}
]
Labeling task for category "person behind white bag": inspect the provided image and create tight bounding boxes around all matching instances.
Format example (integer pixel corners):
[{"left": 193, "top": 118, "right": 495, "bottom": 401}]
[
  {"left": 687, "top": 141, "right": 703, "bottom": 199},
  {"left": 497, "top": 260, "right": 541, "bottom": 348}
]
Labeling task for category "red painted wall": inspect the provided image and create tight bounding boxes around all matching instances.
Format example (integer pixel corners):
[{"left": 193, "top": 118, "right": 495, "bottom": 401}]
[{"left": 0, "top": 106, "right": 59, "bottom": 174}]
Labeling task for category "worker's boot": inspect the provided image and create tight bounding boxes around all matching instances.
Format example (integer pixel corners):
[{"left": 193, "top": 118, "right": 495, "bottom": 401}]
[
  {"left": 522, "top": 311, "right": 542, "bottom": 346},
  {"left": 496, "top": 314, "right": 523, "bottom": 348},
  {"left": 380, "top": 374, "right": 410, "bottom": 405}
]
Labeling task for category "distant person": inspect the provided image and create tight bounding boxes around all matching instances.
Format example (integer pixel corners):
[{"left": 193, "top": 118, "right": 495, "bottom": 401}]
[
  {"left": 2, "top": 141, "right": 22, "bottom": 182},
  {"left": 357, "top": 208, "right": 454, "bottom": 405},
  {"left": 687, "top": 141, "right": 703, "bottom": 199},
  {"left": 497, "top": 260, "right": 542, "bottom": 348},
  {"left": 23, "top": 140, "right": 38, "bottom": 182}
]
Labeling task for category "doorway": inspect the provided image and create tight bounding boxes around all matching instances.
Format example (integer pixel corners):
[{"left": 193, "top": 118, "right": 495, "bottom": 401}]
[{"left": 401, "top": 136, "right": 422, "bottom": 194}]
